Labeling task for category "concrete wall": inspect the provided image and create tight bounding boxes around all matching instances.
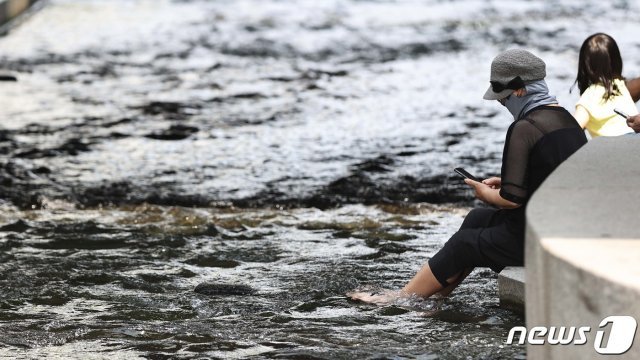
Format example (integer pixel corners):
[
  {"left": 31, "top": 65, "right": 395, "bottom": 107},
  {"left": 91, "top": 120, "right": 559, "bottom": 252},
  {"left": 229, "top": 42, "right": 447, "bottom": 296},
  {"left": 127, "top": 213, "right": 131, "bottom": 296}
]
[{"left": 526, "top": 136, "right": 640, "bottom": 359}]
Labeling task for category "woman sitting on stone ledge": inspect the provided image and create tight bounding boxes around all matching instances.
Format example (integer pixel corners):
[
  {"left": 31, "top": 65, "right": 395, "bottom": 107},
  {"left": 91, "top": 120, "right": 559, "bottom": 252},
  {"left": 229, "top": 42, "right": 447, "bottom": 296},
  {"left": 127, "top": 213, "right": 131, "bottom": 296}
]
[{"left": 348, "top": 49, "right": 588, "bottom": 304}]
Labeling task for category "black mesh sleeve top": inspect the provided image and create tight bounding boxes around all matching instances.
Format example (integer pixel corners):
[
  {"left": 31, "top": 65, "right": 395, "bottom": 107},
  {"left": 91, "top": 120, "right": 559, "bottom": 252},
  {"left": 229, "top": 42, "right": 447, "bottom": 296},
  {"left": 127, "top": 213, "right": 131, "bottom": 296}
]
[{"left": 500, "top": 105, "right": 588, "bottom": 232}]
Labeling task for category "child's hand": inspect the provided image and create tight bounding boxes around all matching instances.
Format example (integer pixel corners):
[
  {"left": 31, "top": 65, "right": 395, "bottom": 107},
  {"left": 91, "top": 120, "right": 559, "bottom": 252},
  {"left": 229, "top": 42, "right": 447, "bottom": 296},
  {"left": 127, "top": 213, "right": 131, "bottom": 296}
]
[{"left": 627, "top": 114, "right": 640, "bottom": 133}]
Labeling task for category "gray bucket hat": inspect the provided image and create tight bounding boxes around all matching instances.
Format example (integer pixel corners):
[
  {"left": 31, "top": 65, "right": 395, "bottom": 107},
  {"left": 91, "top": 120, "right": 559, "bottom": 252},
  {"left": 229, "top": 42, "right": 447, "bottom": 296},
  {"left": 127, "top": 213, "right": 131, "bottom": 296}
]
[{"left": 483, "top": 49, "right": 546, "bottom": 100}]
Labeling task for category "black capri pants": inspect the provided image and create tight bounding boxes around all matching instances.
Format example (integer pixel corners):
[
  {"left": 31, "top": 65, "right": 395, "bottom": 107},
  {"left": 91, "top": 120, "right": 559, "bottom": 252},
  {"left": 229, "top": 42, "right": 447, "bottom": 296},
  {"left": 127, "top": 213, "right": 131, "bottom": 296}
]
[{"left": 427, "top": 208, "right": 524, "bottom": 287}]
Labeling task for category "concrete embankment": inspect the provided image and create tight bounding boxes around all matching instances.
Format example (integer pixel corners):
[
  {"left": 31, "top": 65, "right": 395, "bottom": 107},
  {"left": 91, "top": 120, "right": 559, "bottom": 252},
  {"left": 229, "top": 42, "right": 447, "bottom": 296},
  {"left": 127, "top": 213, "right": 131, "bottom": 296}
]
[
  {"left": 526, "top": 136, "right": 640, "bottom": 359},
  {"left": 498, "top": 267, "right": 525, "bottom": 313}
]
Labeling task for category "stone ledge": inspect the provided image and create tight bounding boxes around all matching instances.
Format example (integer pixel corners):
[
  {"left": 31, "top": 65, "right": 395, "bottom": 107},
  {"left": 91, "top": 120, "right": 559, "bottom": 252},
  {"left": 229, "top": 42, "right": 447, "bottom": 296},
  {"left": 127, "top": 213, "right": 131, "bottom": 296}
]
[
  {"left": 526, "top": 136, "right": 640, "bottom": 359},
  {"left": 498, "top": 266, "right": 524, "bottom": 314}
]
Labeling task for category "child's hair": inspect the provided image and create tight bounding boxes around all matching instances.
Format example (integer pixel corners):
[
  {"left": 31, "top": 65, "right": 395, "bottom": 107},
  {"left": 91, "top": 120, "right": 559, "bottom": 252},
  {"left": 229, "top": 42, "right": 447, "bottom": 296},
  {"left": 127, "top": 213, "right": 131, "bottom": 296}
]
[{"left": 575, "top": 33, "right": 623, "bottom": 100}]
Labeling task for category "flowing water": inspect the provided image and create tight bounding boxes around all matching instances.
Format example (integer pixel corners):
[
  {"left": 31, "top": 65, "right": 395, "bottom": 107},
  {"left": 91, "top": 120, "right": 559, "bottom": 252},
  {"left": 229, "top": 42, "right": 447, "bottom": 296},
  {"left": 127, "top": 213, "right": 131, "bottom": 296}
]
[{"left": 1, "top": 0, "right": 639, "bottom": 358}]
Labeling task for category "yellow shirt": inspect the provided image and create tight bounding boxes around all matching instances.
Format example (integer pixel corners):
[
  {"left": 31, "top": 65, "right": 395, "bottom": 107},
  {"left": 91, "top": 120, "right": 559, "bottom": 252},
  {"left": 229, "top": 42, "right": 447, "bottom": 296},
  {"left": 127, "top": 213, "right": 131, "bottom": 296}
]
[{"left": 576, "top": 79, "right": 638, "bottom": 137}]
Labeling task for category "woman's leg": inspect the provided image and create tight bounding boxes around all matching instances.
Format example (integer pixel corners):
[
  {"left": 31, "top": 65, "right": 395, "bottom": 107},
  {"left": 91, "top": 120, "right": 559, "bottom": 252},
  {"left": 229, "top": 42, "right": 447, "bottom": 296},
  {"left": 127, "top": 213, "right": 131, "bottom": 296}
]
[
  {"left": 348, "top": 208, "right": 501, "bottom": 304},
  {"left": 436, "top": 267, "right": 473, "bottom": 297},
  {"left": 348, "top": 264, "right": 470, "bottom": 304},
  {"left": 347, "top": 263, "right": 445, "bottom": 304},
  {"left": 421, "top": 209, "right": 494, "bottom": 297},
  {"left": 401, "top": 263, "right": 446, "bottom": 297},
  {"left": 402, "top": 265, "right": 474, "bottom": 298},
  {"left": 460, "top": 208, "right": 497, "bottom": 230}
]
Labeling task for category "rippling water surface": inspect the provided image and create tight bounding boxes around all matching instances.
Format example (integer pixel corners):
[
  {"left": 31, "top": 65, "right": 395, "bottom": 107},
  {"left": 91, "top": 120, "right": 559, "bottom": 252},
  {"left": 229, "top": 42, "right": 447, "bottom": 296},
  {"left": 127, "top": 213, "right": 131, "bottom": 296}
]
[
  {"left": 1, "top": 203, "right": 526, "bottom": 358},
  {"left": 1, "top": 0, "right": 640, "bottom": 358}
]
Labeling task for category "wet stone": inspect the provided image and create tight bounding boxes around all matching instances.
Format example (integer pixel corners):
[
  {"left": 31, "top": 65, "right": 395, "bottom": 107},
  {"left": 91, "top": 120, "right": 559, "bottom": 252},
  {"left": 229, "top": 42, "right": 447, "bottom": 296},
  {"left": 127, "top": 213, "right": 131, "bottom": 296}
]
[
  {"left": 103, "top": 117, "right": 134, "bottom": 127},
  {"left": 351, "top": 155, "right": 395, "bottom": 173},
  {"left": 177, "top": 268, "right": 197, "bottom": 278},
  {"left": 15, "top": 138, "right": 92, "bottom": 158},
  {"left": 194, "top": 282, "right": 255, "bottom": 296},
  {"left": 137, "top": 101, "right": 200, "bottom": 115},
  {"left": 0, "top": 239, "right": 22, "bottom": 251},
  {"left": 379, "top": 306, "right": 411, "bottom": 316},
  {"left": 186, "top": 256, "right": 240, "bottom": 268},
  {"left": 145, "top": 124, "right": 199, "bottom": 141},
  {"left": 32, "top": 166, "right": 51, "bottom": 175},
  {"left": 29, "top": 292, "right": 71, "bottom": 306},
  {"left": 0, "top": 220, "right": 31, "bottom": 233}
]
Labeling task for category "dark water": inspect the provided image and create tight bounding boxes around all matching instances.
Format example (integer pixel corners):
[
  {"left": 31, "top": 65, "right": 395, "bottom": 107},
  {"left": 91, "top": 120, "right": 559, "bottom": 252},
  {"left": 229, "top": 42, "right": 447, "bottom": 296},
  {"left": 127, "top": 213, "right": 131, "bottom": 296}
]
[
  {"left": 0, "top": 203, "right": 525, "bottom": 358},
  {"left": 1, "top": 0, "right": 639, "bottom": 358}
]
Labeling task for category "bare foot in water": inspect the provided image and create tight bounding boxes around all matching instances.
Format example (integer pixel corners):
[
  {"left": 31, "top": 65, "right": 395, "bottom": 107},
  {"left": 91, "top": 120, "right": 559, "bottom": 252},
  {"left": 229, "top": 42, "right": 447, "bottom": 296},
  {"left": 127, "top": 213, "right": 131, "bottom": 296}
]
[{"left": 346, "top": 290, "right": 404, "bottom": 305}]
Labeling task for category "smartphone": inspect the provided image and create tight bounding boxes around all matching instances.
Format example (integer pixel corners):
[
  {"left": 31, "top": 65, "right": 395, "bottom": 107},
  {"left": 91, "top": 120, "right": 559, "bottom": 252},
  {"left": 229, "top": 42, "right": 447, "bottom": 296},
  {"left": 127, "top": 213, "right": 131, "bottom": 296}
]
[
  {"left": 0, "top": 75, "right": 17, "bottom": 82},
  {"left": 614, "top": 108, "right": 629, "bottom": 119},
  {"left": 454, "top": 167, "right": 480, "bottom": 182}
]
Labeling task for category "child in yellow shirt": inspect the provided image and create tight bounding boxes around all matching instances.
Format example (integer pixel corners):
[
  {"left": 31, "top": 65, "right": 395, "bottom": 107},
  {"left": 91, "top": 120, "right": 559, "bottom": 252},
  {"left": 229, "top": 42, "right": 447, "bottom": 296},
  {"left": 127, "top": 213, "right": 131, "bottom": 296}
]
[{"left": 574, "top": 33, "right": 638, "bottom": 137}]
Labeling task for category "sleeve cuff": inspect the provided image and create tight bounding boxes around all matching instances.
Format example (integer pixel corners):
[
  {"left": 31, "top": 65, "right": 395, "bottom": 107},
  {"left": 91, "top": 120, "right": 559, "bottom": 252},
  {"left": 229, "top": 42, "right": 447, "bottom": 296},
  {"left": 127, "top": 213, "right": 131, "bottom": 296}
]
[{"left": 500, "top": 189, "right": 525, "bottom": 205}]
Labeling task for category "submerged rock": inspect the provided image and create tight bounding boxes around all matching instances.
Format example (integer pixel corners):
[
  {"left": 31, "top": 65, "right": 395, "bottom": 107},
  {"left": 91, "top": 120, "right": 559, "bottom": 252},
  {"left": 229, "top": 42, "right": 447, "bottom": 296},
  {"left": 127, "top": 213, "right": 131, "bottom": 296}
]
[
  {"left": 186, "top": 256, "right": 240, "bottom": 268},
  {"left": 0, "top": 219, "right": 31, "bottom": 232},
  {"left": 194, "top": 282, "right": 256, "bottom": 296},
  {"left": 145, "top": 124, "right": 199, "bottom": 141}
]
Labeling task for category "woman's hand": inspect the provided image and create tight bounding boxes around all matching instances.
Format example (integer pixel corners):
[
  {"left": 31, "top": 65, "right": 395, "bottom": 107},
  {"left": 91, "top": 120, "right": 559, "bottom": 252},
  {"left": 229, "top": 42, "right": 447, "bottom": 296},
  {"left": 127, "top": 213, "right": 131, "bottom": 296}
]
[
  {"left": 464, "top": 178, "right": 493, "bottom": 203},
  {"left": 464, "top": 178, "right": 520, "bottom": 209},
  {"left": 481, "top": 177, "right": 502, "bottom": 189}
]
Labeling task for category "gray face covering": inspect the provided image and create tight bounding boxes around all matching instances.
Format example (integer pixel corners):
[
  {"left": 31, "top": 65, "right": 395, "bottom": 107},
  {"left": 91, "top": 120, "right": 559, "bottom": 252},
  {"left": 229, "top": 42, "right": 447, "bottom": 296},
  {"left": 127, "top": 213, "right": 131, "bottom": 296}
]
[{"left": 503, "top": 80, "right": 557, "bottom": 120}]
